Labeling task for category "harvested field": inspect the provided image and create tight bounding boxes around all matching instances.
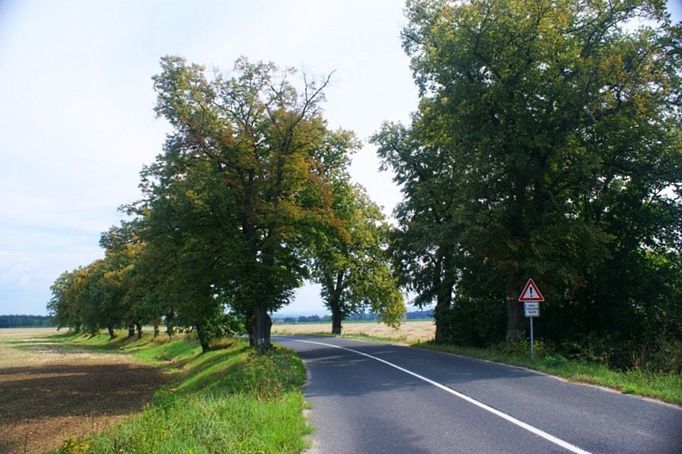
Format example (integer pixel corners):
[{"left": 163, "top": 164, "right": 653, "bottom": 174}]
[
  {"left": 271, "top": 319, "right": 436, "bottom": 343},
  {"left": 0, "top": 328, "right": 168, "bottom": 454}
]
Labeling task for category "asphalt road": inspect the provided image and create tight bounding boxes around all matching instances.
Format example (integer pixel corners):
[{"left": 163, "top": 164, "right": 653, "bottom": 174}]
[{"left": 274, "top": 335, "right": 682, "bottom": 454}]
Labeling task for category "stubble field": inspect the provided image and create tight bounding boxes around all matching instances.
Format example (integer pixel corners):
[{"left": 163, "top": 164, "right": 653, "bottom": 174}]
[
  {"left": 271, "top": 319, "right": 436, "bottom": 344},
  {"left": 0, "top": 328, "right": 167, "bottom": 454}
]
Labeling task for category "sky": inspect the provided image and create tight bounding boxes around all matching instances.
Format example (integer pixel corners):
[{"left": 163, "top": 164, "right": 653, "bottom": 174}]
[
  {"left": 1, "top": 0, "right": 680, "bottom": 317},
  {"left": 0, "top": 0, "right": 417, "bottom": 316}
]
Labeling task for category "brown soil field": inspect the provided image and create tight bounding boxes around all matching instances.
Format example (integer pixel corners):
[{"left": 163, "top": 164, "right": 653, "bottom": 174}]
[
  {"left": 0, "top": 328, "right": 168, "bottom": 454},
  {"left": 272, "top": 319, "right": 436, "bottom": 344}
]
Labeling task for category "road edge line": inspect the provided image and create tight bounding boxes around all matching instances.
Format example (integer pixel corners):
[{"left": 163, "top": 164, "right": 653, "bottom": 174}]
[{"left": 291, "top": 338, "right": 591, "bottom": 454}]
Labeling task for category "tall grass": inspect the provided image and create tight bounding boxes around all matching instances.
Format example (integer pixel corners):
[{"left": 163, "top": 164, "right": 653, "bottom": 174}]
[{"left": 53, "top": 333, "right": 311, "bottom": 454}]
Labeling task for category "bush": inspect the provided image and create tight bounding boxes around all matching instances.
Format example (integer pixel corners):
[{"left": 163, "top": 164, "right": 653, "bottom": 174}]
[
  {"left": 442, "top": 298, "right": 506, "bottom": 346},
  {"left": 557, "top": 335, "right": 682, "bottom": 373}
]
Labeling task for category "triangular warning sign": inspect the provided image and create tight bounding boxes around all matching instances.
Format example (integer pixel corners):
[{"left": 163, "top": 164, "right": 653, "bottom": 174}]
[{"left": 518, "top": 278, "right": 544, "bottom": 302}]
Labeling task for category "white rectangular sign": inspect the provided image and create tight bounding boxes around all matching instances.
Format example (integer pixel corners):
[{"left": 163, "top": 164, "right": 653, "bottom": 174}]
[{"left": 524, "top": 301, "right": 540, "bottom": 317}]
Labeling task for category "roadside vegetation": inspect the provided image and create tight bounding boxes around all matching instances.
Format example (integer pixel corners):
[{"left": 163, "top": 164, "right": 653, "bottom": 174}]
[
  {"left": 374, "top": 0, "right": 681, "bottom": 378},
  {"left": 52, "top": 331, "right": 310, "bottom": 454}
]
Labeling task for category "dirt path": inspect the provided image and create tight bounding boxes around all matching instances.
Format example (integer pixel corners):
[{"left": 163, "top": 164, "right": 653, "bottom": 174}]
[{"left": 0, "top": 329, "right": 168, "bottom": 454}]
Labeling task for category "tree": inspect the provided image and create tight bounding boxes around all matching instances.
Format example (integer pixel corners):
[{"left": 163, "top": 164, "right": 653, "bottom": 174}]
[
  {"left": 375, "top": 0, "right": 681, "bottom": 344},
  {"left": 312, "top": 182, "right": 405, "bottom": 334},
  {"left": 373, "top": 121, "right": 463, "bottom": 342},
  {"left": 47, "top": 269, "right": 81, "bottom": 330},
  {"left": 145, "top": 56, "right": 355, "bottom": 352}
]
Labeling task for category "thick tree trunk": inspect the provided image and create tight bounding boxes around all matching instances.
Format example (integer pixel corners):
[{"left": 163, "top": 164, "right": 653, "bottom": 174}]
[
  {"left": 329, "top": 271, "right": 344, "bottom": 335},
  {"left": 253, "top": 306, "right": 272, "bottom": 354},
  {"left": 331, "top": 307, "right": 342, "bottom": 335},
  {"left": 433, "top": 298, "right": 450, "bottom": 343},
  {"left": 107, "top": 325, "right": 116, "bottom": 339},
  {"left": 153, "top": 317, "right": 160, "bottom": 338},
  {"left": 165, "top": 310, "right": 174, "bottom": 338},
  {"left": 136, "top": 322, "right": 143, "bottom": 339},
  {"left": 128, "top": 322, "right": 135, "bottom": 338},
  {"left": 505, "top": 284, "right": 525, "bottom": 342},
  {"left": 196, "top": 324, "right": 210, "bottom": 353}
]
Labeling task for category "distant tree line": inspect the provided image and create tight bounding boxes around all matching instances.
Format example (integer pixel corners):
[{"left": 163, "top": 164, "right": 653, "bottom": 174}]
[{"left": 0, "top": 315, "right": 55, "bottom": 328}]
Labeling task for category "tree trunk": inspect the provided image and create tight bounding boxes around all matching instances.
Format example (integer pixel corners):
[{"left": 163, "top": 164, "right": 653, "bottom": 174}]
[
  {"left": 153, "top": 317, "right": 160, "bottom": 338},
  {"left": 505, "top": 283, "right": 525, "bottom": 342},
  {"left": 433, "top": 251, "right": 455, "bottom": 343},
  {"left": 136, "top": 322, "right": 143, "bottom": 339},
  {"left": 253, "top": 306, "right": 272, "bottom": 354},
  {"left": 329, "top": 271, "right": 344, "bottom": 335},
  {"left": 128, "top": 322, "right": 135, "bottom": 338},
  {"left": 196, "top": 324, "right": 210, "bottom": 353},
  {"left": 107, "top": 325, "right": 116, "bottom": 339},
  {"left": 165, "top": 310, "right": 174, "bottom": 338},
  {"left": 433, "top": 298, "right": 450, "bottom": 343},
  {"left": 331, "top": 306, "right": 342, "bottom": 335}
]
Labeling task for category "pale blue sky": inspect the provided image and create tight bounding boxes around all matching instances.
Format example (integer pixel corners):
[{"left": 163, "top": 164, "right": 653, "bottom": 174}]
[
  {"left": 1, "top": 1, "right": 680, "bottom": 316},
  {"left": 0, "top": 0, "right": 416, "bottom": 316}
]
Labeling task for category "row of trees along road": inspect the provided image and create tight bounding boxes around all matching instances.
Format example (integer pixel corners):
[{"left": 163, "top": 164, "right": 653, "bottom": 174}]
[
  {"left": 373, "top": 0, "right": 681, "bottom": 371},
  {"left": 48, "top": 57, "right": 405, "bottom": 353},
  {"left": 49, "top": 0, "right": 681, "bottom": 369}
]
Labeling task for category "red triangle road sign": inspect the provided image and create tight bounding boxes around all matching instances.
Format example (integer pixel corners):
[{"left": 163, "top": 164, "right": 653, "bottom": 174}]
[{"left": 518, "top": 278, "right": 544, "bottom": 302}]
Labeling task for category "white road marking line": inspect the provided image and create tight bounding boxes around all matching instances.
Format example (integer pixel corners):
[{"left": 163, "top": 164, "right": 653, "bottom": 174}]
[{"left": 290, "top": 338, "right": 591, "bottom": 454}]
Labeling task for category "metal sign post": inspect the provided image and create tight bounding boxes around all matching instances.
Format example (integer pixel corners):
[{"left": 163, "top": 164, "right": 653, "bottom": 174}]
[
  {"left": 523, "top": 301, "right": 540, "bottom": 360},
  {"left": 530, "top": 317, "right": 534, "bottom": 360},
  {"left": 519, "top": 279, "right": 543, "bottom": 362}
]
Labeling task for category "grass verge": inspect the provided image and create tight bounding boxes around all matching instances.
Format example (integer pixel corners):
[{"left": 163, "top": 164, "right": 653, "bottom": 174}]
[
  {"left": 51, "top": 333, "right": 311, "bottom": 454},
  {"left": 417, "top": 341, "right": 682, "bottom": 406}
]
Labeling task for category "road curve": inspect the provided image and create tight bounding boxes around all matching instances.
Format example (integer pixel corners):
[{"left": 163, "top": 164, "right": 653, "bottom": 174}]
[{"left": 274, "top": 335, "right": 682, "bottom": 454}]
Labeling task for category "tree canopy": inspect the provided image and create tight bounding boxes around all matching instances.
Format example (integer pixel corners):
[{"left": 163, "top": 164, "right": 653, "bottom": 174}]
[
  {"left": 48, "top": 56, "right": 405, "bottom": 352},
  {"left": 374, "top": 0, "right": 681, "bottom": 365}
]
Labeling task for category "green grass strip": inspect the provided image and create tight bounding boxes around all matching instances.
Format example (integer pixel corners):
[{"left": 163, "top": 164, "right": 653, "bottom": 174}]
[{"left": 51, "top": 333, "right": 311, "bottom": 454}]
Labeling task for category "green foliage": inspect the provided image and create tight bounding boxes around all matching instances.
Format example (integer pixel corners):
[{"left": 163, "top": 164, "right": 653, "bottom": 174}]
[
  {"left": 441, "top": 297, "right": 506, "bottom": 347},
  {"left": 47, "top": 55, "right": 364, "bottom": 353},
  {"left": 311, "top": 182, "right": 405, "bottom": 333},
  {"left": 138, "top": 56, "right": 358, "bottom": 350},
  {"left": 375, "top": 0, "right": 682, "bottom": 368}
]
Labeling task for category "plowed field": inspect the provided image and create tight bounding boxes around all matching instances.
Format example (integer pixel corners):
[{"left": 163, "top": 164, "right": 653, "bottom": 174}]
[{"left": 0, "top": 329, "right": 167, "bottom": 454}]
